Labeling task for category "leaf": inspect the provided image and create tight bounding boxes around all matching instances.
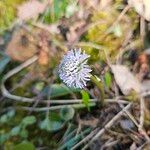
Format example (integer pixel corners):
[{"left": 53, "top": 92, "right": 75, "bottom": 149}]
[
  {"left": 0, "top": 55, "right": 10, "bottom": 74},
  {"left": 81, "top": 90, "right": 90, "bottom": 111},
  {"left": 42, "top": 0, "right": 68, "bottom": 23},
  {"left": 0, "top": 133, "right": 10, "bottom": 144},
  {"left": 18, "top": 0, "right": 47, "bottom": 21},
  {"left": 60, "top": 106, "right": 75, "bottom": 121},
  {"left": 104, "top": 71, "right": 112, "bottom": 89},
  {"left": 20, "top": 129, "right": 28, "bottom": 138},
  {"left": 128, "top": 0, "right": 150, "bottom": 21},
  {"left": 6, "top": 28, "right": 37, "bottom": 61},
  {"left": 111, "top": 65, "right": 141, "bottom": 95},
  {"left": 39, "top": 116, "right": 64, "bottom": 132},
  {"left": 22, "top": 116, "right": 36, "bottom": 127},
  {"left": 39, "top": 117, "right": 51, "bottom": 131},
  {"left": 0, "top": 114, "right": 8, "bottom": 123},
  {"left": 0, "top": 109, "right": 15, "bottom": 123},
  {"left": 34, "top": 82, "right": 45, "bottom": 91},
  {"left": 10, "top": 126, "right": 21, "bottom": 136},
  {"left": 53, "top": 0, "right": 68, "bottom": 21},
  {"left": 59, "top": 128, "right": 91, "bottom": 150},
  {"left": 141, "top": 80, "right": 150, "bottom": 92},
  {"left": 13, "top": 141, "right": 35, "bottom": 150},
  {"left": 43, "top": 84, "right": 80, "bottom": 98},
  {"left": 7, "top": 109, "right": 15, "bottom": 118}
]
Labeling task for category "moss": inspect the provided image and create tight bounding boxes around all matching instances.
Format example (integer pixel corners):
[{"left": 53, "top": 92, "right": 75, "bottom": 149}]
[
  {"left": 85, "top": 5, "right": 138, "bottom": 63},
  {"left": 0, "top": 0, "right": 26, "bottom": 34}
]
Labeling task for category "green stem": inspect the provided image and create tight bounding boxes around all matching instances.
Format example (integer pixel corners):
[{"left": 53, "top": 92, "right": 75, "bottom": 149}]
[{"left": 90, "top": 75, "right": 105, "bottom": 106}]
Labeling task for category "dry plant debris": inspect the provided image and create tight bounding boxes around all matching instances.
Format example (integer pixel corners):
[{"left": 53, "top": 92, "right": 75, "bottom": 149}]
[{"left": 0, "top": 0, "right": 150, "bottom": 149}]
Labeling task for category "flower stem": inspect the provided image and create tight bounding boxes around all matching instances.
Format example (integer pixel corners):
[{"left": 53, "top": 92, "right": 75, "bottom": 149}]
[{"left": 90, "top": 75, "right": 105, "bottom": 106}]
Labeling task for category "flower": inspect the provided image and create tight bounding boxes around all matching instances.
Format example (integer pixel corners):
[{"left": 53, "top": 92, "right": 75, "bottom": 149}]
[{"left": 59, "top": 48, "right": 92, "bottom": 89}]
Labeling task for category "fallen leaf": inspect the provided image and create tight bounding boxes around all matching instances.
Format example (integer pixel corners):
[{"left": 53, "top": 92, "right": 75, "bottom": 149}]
[
  {"left": 18, "top": 0, "right": 47, "bottom": 21},
  {"left": 128, "top": 0, "right": 150, "bottom": 21},
  {"left": 6, "top": 28, "right": 37, "bottom": 61},
  {"left": 141, "top": 80, "right": 150, "bottom": 93},
  {"left": 120, "top": 119, "right": 134, "bottom": 130},
  {"left": 38, "top": 50, "right": 49, "bottom": 65},
  {"left": 111, "top": 65, "right": 141, "bottom": 95}
]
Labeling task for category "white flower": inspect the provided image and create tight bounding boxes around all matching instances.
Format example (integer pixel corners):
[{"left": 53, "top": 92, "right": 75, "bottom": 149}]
[{"left": 59, "top": 48, "right": 92, "bottom": 89}]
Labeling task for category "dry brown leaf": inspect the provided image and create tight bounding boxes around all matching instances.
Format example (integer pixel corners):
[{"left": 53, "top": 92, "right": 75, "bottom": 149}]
[
  {"left": 141, "top": 80, "right": 150, "bottom": 93},
  {"left": 38, "top": 50, "right": 49, "bottom": 65},
  {"left": 18, "top": 0, "right": 47, "bottom": 21},
  {"left": 111, "top": 65, "right": 141, "bottom": 95},
  {"left": 128, "top": 0, "right": 150, "bottom": 21},
  {"left": 6, "top": 28, "right": 37, "bottom": 61}
]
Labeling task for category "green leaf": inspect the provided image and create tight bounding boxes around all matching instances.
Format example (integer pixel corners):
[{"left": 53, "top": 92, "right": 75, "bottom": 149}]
[
  {"left": 7, "top": 109, "right": 15, "bottom": 118},
  {"left": 43, "top": 84, "right": 80, "bottom": 98},
  {"left": 20, "top": 129, "right": 28, "bottom": 138},
  {"left": 0, "top": 109, "right": 15, "bottom": 123},
  {"left": 22, "top": 116, "right": 36, "bottom": 127},
  {"left": 42, "top": 0, "right": 68, "bottom": 23},
  {"left": 81, "top": 90, "right": 90, "bottom": 111},
  {"left": 43, "top": 7, "right": 51, "bottom": 24},
  {"left": 39, "top": 116, "right": 64, "bottom": 132},
  {"left": 0, "top": 55, "right": 10, "bottom": 74},
  {"left": 13, "top": 141, "right": 35, "bottom": 150},
  {"left": 104, "top": 72, "right": 112, "bottom": 89},
  {"left": 59, "top": 128, "right": 91, "bottom": 150},
  {"left": 34, "top": 82, "right": 45, "bottom": 91},
  {"left": 10, "top": 126, "right": 21, "bottom": 136},
  {"left": 60, "top": 106, "right": 75, "bottom": 121},
  {"left": 0, "top": 114, "right": 8, "bottom": 123},
  {"left": 0, "top": 133, "right": 10, "bottom": 144}
]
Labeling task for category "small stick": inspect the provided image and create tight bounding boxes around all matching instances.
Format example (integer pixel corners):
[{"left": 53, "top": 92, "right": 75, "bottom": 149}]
[
  {"left": 139, "top": 97, "right": 145, "bottom": 131},
  {"left": 71, "top": 128, "right": 99, "bottom": 150},
  {"left": 1, "top": 58, "right": 130, "bottom": 105},
  {"left": 82, "top": 103, "right": 132, "bottom": 150},
  {"left": 107, "top": 5, "right": 130, "bottom": 31},
  {"left": 18, "top": 103, "right": 96, "bottom": 112},
  {"left": 140, "top": 16, "right": 145, "bottom": 44}
]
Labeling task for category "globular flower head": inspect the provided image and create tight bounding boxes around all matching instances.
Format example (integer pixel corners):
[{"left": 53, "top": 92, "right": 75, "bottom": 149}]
[{"left": 59, "top": 48, "right": 92, "bottom": 89}]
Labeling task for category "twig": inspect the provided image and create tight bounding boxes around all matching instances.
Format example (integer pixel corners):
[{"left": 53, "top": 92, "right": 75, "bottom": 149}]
[
  {"left": 1, "top": 55, "right": 38, "bottom": 100},
  {"left": 140, "top": 16, "right": 145, "bottom": 44},
  {"left": 4, "top": 99, "right": 130, "bottom": 112},
  {"left": 71, "top": 128, "right": 99, "bottom": 150},
  {"left": 116, "top": 39, "right": 142, "bottom": 65},
  {"left": 107, "top": 5, "right": 130, "bottom": 32},
  {"left": 139, "top": 97, "right": 145, "bottom": 130},
  {"left": 138, "top": 96, "right": 150, "bottom": 142},
  {"left": 114, "top": 81, "right": 150, "bottom": 142},
  {"left": 1, "top": 56, "right": 130, "bottom": 105},
  {"left": 101, "top": 139, "right": 118, "bottom": 149},
  {"left": 18, "top": 103, "right": 96, "bottom": 111},
  {"left": 82, "top": 103, "right": 132, "bottom": 150},
  {"left": 72, "top": 103, "right": 132, "bottom": 150}
]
